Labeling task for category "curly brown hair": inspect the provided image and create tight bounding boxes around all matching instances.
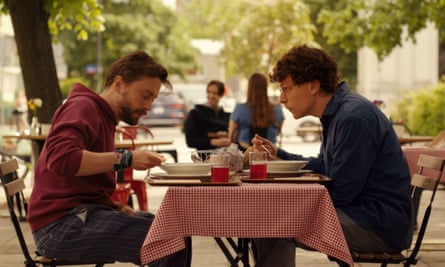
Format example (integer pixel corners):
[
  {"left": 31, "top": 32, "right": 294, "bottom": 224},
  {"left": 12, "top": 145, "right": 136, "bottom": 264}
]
[{"left": 269, "top": 44, "right": 340, "bottom": 94}]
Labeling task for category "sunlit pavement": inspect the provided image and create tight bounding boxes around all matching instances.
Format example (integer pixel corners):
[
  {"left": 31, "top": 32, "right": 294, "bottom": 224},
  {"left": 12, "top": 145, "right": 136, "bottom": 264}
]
[{"left": 1, "top": 126, "right": 445, "bottom": 266}]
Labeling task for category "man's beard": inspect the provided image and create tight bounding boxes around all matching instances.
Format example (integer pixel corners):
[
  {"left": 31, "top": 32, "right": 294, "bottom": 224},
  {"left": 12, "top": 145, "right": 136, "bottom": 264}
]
[{"left": 120, "top": 106, "right": 146, "bottom": 125}]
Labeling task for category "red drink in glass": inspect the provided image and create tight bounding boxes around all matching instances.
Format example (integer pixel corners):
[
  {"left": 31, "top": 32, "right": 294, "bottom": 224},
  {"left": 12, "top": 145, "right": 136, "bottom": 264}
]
[
  {"left": 250, "top": 163, "right": 267, "bottom": 179},
  {"left": 211, "top": 166, "right": 230, "bottom": 182}
]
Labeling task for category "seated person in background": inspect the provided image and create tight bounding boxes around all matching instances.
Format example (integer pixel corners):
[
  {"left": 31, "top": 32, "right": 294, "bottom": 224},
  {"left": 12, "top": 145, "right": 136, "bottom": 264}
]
[
  {"left": 183, "top": 80, "right": 231, "bottom": 150},
  {"left": 27, "top": 51, "right": 190, "bottom": 266},
  {"left": 251, "top": 45, "right": 413, "bottom": 267},
  {"left": 229, "top": 72, "right": 284, "bottom": 151}
]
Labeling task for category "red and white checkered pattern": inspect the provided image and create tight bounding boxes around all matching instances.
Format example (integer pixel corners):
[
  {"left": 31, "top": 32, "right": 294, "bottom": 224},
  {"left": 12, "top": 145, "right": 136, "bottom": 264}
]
[{"left": 140, "top": 183, "right": 353, "bottom": 266}]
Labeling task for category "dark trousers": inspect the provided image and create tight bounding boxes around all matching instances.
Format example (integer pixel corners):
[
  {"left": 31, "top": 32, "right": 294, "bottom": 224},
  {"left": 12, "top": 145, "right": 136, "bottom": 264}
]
[{"left": 33, "top": 205, "right": 191, "bottom": 266}]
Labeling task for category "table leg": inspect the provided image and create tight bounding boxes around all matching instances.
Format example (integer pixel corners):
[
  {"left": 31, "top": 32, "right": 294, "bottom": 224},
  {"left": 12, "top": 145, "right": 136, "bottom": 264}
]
[
  {"left": 214, "top": 237, "right": 250, "bottom": 266},
  {"left": 30, "top": 140, "right": 45, "bottom": 186}
]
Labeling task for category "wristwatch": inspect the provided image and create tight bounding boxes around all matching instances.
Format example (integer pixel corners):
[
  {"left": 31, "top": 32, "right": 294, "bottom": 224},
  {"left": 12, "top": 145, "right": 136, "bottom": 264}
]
[{"left": 114, "top": 150, "right": 123, "bottom": 170}]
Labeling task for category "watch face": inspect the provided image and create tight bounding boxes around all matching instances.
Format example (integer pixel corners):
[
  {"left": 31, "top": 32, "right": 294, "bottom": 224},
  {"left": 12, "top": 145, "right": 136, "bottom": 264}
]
[{"left": 115, "top": 152, "right": 123, "bottom": 164}]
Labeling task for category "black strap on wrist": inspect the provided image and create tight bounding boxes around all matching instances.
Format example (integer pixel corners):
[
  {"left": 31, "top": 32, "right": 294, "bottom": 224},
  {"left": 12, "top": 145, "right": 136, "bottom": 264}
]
[{"left": 114, "top": 149, "right": 133, "bottom": 171}]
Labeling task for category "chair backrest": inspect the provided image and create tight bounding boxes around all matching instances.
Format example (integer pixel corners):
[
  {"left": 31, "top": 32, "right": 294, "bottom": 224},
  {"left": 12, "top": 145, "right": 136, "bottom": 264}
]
[
  {"left": 0, "top": 158, "right": 36, "bottom": 265},
  {"left": 408, "top": 154, "right": 445, "bottom": 263},
  {"left": 427, "top": 130, "right": 445, "bottom": 148}
]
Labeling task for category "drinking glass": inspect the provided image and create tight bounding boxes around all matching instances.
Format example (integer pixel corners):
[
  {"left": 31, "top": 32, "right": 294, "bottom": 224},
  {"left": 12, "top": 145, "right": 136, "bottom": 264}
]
[
  {"left": 249, "top": 151, "right": 267, "bottom": 179},
  {"left": 210, "top": 153, "right": 230, "bottom": 182}
]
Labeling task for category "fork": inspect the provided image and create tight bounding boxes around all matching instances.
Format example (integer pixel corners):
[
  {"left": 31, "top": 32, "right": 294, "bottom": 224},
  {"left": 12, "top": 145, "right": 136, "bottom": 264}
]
[{"left": 261, "top": 144, "right": 272, "bottom": 158}]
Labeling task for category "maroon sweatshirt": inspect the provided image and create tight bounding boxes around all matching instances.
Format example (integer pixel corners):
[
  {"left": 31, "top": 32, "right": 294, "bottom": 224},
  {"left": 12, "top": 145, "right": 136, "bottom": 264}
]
[{"left": 28, "top": 83, "right": 118, "bottom": 232}]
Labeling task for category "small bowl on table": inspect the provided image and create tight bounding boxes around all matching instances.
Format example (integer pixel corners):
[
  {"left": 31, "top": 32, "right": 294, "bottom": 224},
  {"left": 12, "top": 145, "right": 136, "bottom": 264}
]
[
  {"left": 159, "top": 162, "right": 212, "bottom": 176},
  {"left": 266, "top": 160, "right": 308, "bottom": 173}
]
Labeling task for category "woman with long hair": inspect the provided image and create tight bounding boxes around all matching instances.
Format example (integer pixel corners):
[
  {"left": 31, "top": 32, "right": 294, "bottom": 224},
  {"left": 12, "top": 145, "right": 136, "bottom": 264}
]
[{"left": 229, "top": 72, "right": 284, "bottom": 151}]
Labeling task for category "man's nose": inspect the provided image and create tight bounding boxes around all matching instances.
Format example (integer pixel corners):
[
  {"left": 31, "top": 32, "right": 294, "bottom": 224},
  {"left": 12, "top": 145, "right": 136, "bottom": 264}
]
[
  {"left": 144, "top": 102, "right": 152, "bottom": 111},
  {"left": 279, "top": 92, "right": 286, "bottom": 103}
]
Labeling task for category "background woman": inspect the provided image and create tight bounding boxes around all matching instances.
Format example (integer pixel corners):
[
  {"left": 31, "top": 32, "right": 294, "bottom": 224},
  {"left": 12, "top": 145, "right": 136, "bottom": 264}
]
[{"left": 229, "top": 72, "right": 284, "bottom": 151}]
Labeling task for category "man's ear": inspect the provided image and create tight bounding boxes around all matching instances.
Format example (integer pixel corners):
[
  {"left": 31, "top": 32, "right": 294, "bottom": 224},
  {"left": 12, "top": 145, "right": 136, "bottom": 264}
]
[
  {"left": 113, "top": 75, "right": 123, "bottom": 93},
  {"left": 309, "top": 80, "right": 320, "bottom": 95}
]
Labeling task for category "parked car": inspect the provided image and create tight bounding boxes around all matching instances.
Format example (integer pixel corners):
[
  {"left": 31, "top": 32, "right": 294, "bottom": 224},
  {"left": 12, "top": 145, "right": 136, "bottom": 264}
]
[
  {"left": 281, "top": 108, "right": 322, "bottom": 142},
  {"left": 281, "top": 110, "right": 322, "bottom": 142},
  {"left": 138, "top": 90, "right": 186, "bottom": 127},
  {"left": 295, "top": 116, "right": 322, "bottom": 142}
]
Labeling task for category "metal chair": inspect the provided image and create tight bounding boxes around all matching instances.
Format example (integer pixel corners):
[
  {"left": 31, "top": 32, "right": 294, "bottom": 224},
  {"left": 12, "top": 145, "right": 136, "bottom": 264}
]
[
  {"left": 0, "top": 148, "right": 30, "bottom": 221},
  {"left": 427, "top": 130, "right": 445, "bottom": 149},
  {"left": 0, "top": 158, "right": 114, "bottom": 267},
  {"left": 350, "top": 154, "right": 445, "bottom": 267},
  {"left": 112, "top": 126, "right": 148, "bottom": 211}
]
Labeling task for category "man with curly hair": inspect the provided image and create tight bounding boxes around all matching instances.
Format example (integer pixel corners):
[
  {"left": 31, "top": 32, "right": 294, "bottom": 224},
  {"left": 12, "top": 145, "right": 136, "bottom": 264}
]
[{"left": 251, "top": 45, "right": 413, "bottom": 266}]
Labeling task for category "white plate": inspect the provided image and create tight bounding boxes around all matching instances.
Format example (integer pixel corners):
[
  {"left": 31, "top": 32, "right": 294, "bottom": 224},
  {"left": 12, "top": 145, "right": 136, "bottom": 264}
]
[
  {"left": 266, "top": 160, "right": 308, "bottom": 172},
  {"left": 242, "top": 169, "right": 312, "bottom": 175},
  {"left": 150, "top": 172, "right": 211, "bottom": 179},
  {"left": 159, "top": 162, "right": 212, "bottom": 175},
  {"left": 267, "top": 169, "right": 312, "bottom": 175}
]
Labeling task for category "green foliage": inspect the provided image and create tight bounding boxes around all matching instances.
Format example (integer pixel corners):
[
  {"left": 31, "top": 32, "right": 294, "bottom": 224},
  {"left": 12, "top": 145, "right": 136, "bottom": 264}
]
[
  {"left": 318, "top": 0, "right": 445, "bottom": 61},
  {"left": 391, "top": 81, "right": 445, "bottom": 136},
  {"left": 182, "top": 0, "right": 317, "bottom": 78},
  {"left": 59, "top": 76, "right": 90, "bottom": 98},
  {"left": 45, "top": 0, "right": 105, "bottom": 40},
  {"left": 179, "top": 0, "right": 243, "bottom": 39},
  {"left": 59, "top": 0, "right": 198, "bottom": 87},
  {"left": 308, "top": 0, "right": 357, "bottom": 90},
  {"left": 0, "top": 0, "right": 104, "bottom": 40},
  {"left": 224, "top": 0, "right": 316, "bottom": 78}
]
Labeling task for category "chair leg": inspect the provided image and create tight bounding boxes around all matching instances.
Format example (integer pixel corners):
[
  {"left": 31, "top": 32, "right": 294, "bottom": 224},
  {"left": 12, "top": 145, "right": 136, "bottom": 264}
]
[
  {"left": 15, "top": 192, "right": 26, "bottom": 221},
  {"left": 403, "top": 261, "right": 413, "bottom": 267},
  {"left": 24, "top": 260, "right": 38, "bottom": 267},
  {"left": 130, "top": 180, "right": 148, "bottom": 211},
  {"left": 336, "top": 260, "right": 350, "bottom": 267}
]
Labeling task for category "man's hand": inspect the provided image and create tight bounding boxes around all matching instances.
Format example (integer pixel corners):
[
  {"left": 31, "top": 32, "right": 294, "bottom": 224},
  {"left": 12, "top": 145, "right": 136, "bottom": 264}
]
[
  {"left": 210, "top": 137, "right": 231, "bottom": 147},
  {"left": 114, "top": 201, "right": 136, "bottom": 216},
  {"left": 131, "top": 150, "right": 166, "bottom": 170},
  {"left": 251, "top": 134, "right": 278, "bottom": 160}
]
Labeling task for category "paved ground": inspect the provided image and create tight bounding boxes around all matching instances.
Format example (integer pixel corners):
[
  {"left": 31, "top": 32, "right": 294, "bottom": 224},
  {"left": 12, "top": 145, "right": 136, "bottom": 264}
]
[{"left": 1, "top": 126, "right": 445, "bottom": 266}]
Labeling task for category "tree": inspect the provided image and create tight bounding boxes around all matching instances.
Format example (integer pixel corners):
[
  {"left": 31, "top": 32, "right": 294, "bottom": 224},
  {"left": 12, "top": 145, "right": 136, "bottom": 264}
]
[
  {"left": 308, "top": 0, "right": 357, "bottom": 89},
  {"left": 317, "top": 0, "right": 445, "bottom": 61},
  {"left": 1, "top": 0, "right": 104, "bottom": 123},
  {"left": 181, "top": 0, "right": 316, "bottom": 79},
  {"left": 59, "top": 0, "right": 198, "bottom": 90}
]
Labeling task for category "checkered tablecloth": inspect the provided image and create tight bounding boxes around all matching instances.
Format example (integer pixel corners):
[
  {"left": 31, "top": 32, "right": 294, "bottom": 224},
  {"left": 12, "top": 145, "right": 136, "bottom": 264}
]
[{"left": 140, "top": 183, "right": 353, "bottom": 266}]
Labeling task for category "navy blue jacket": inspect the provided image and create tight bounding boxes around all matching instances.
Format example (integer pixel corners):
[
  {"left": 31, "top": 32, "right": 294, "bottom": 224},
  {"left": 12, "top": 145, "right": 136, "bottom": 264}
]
[{"left": 278, "top": 82, "right": 413, "bottom": 250}]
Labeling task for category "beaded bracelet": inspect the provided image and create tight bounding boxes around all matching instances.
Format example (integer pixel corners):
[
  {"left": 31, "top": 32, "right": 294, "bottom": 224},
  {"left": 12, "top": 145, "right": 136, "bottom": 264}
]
[{"left": 114, "top": 149, "right": 133, "bottom": 171}]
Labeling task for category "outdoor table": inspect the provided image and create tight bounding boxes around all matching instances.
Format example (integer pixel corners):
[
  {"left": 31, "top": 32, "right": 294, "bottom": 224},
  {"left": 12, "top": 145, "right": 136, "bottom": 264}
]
[
  {"left": 2, "top": 133, "right": 173, "bottom": 152},
  {"left": 140, "top": 183, "right": 353, "bottom": 266},
  {"left": 399, "top": 135, "right": 435, "bottom": 146},
  {"left": 403, "top": 147, "right": 445, "bottom": 183},
  {"left": 2, "top": 133, "right": 48, "bottom": 167}
]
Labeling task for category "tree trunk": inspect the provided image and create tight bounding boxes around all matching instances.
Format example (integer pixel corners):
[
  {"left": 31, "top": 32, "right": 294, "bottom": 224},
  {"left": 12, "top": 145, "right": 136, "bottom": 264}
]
[
  {"left": 7, "top": 0, "right": 63, "bottom": 123},
  {"left": 439, "top": 42, "right": 445, "bottom": 79}
]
